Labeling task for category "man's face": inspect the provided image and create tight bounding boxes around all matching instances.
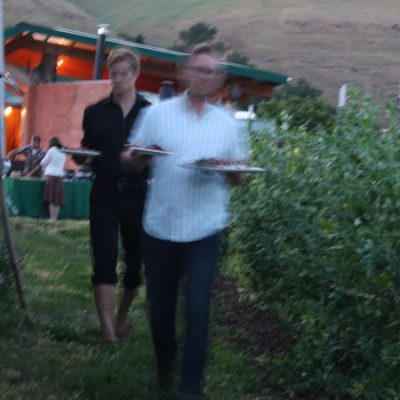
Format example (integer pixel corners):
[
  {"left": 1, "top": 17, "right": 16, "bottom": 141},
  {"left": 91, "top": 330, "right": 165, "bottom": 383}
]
[
  {"left": 32, "top": 138, "right": 40, "bottom": 149},
  {"left": 109, "top": 60, "right": 138, "bottom": 96},
  {"left": 184, "top": 53, "right": 224, "bottom": 98}
]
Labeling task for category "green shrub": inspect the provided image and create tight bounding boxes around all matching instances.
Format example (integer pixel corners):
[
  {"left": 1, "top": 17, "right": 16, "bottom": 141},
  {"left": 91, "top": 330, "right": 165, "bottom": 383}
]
[
  {"left": 231, "top": 91, "right": 400, "bottom": 399},
  {"left": 257, "top": 95, "right": 336, "bottom": 133},
  {"left": 257, "top": 78, "right": 336, "bottom": 133}
]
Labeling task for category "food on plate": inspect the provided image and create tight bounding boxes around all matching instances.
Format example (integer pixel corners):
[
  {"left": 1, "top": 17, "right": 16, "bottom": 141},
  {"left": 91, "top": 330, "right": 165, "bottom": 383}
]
[
  {"left": 186, "top": 158, "right": 265, "bottom": 173},
  {"left": 148, "top": 145, "right": 163, "bottom": 151},
  {"left": 194, "top": 158, "right": 250, "bottom": 168}
]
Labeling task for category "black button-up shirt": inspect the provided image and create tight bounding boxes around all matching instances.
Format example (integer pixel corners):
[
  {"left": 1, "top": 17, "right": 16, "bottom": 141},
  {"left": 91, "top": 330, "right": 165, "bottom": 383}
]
[{"left": 82, "top": 92, "right": 150, "bottom": 187}]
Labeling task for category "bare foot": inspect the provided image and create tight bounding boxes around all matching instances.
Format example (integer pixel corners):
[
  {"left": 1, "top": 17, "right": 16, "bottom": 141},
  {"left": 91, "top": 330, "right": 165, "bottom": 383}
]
[
  {"left": 115, "top": 317, "right": 129, "bottom": 339},
  {"left": 102, "top": 327, "right": 118, "bottom": 343},
  {"left": 103, "top": 336, "right": 118, "bottom": 344},
  {"left": 115, "top": 288, "right": 137, "bottom": 338}
]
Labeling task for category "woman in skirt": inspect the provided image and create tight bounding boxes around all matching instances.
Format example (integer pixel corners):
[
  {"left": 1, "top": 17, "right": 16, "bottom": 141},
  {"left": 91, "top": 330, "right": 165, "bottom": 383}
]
[{"left": 40, "top": 137, "right": 66, "bottom": 221}]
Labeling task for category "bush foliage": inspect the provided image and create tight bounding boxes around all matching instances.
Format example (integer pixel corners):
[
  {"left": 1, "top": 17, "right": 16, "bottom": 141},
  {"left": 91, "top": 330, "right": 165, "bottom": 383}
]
[
  {"left": 257, "top": 79, "right": 336, "bottom": 133},
  {"left": 231, "top": 91, "right": 400, "bottom": 399}
]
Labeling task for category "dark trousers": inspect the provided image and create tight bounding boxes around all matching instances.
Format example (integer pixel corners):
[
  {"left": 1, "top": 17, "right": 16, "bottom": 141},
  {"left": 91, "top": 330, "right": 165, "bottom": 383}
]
[
  {"left": 90, "top": 181, "right": 146, "bottom": 289},
  {"left": 142, "top": 231, "right": 221, "bottom": 396}
]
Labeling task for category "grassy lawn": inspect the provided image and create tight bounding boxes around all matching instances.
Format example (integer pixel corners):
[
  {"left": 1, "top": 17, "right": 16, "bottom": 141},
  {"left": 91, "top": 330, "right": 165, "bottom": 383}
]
[{"left": 0, "top": 217, "right": 269, "bottom": 400}]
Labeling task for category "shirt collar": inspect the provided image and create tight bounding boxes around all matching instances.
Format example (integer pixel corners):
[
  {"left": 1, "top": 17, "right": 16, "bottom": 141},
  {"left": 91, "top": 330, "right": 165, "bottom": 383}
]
[
  {"left": 105, "top": 93, "right": 115, "bottom": 105},
  {"left": 105, "top": 92, "right": 145, "bottom": 106},
  {"left": 179, "top": 90, "right": 214, "bottom": 116}
]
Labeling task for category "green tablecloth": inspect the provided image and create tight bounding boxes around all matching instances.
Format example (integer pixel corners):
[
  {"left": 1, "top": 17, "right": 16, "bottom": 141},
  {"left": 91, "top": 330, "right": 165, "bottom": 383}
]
[{"left": 4, "top": 177, "right": 92, "bottom": 219}]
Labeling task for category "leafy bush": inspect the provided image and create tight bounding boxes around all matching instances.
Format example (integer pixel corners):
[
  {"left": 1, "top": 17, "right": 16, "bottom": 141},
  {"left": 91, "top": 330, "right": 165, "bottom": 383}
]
[
  {"left": 257, "top": 78, "right": 336, "bottom": 133},
  {"left": 226, "top": 51, "right": 251, "bottom": 66},
  {"left": 273, "top": 78, "right": 324, "bottom": 99},
  {"left": 231, "top": 91, "right": 400, "bottom": 399},
  {"left": 257, "top": 94, "right": 336, "bottom": 134},
  {"left": 179, "top": 22, "right": 217, "bottom": 46},
  {"left": 172, "top": 22, "right": 219, "bottom": 51}
]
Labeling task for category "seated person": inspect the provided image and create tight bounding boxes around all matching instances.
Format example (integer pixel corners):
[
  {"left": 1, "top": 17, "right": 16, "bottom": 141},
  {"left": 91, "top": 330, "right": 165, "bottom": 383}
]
[
  {"left": 4, "top": 158, "right": 24, "bottom": 177},
  {"left": 6, "top": 135, "right": 46, "bottom": 177}
]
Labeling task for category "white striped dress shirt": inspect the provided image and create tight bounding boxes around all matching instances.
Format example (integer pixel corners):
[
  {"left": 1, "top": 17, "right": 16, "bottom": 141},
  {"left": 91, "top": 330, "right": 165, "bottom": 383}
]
[{"left": 131, "top": 92, "right": 246, "bottom": 242}]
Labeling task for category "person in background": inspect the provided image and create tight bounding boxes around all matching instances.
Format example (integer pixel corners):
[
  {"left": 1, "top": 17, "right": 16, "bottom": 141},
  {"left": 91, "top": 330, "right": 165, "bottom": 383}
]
[
  {"left": 80, "top": 48, "right": 150, "bottom": 343},
  {"left": 28, "top": 136, "right": 66, "bottom": 221},
  {"left": 159, "top": 80, "right": 176, "bottom": 100},
  {"left": 6, "top": 135, "right": 46, "bottom": 177},
  {"left": 121, "top": 43, "right": 247, "bottom": 400}
]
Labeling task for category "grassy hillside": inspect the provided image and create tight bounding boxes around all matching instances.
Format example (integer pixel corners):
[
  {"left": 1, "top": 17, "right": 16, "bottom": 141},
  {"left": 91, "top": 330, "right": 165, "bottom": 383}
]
[
  {"left": 5, "top": 0, "right": 400, "bottom": 104},
  {"left": 4, "top": 0, "right": 97, "bottom": 32}
]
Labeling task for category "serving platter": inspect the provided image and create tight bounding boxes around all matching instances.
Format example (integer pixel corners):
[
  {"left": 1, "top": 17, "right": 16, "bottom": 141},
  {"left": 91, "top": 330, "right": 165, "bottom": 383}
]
[
  {"left": 124, "top": 145, "right": 173, "bottom": 156},
  {"left": 61, "top": 148, "right": 101, "bottom": 157},
  {"left": 180, "top": 161, "right": 265, "bottom": 174}
]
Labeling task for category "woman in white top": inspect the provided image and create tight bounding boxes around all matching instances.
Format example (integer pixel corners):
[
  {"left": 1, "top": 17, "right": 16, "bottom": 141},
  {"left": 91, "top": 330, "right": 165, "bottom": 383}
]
[{"left": 40, "top": 136, "right": 66, "bottom": 220}]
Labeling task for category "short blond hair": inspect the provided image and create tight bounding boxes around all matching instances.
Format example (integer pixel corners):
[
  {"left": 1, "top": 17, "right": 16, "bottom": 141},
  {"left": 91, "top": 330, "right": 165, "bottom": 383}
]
[
  {"left": 190, "top": 43, "right": 222, "bottom": 60},
  {"left": 107, "top": 48, "right": 140, "bottom": 72},
  {"left": 186, "top": 43, "right": 224, "bottom": 73}
]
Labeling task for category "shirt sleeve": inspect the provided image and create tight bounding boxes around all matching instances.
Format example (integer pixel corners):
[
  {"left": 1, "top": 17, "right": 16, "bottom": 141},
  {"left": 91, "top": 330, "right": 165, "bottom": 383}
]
[
  {"left": 21, "top": 146, "right": 31, "bottom": 156},
  {"left": 40, "top": 147, "right": 53, "bottom": 169},
  {"left": 128, "top": 105, "right": 151, "bottom": 144},
  {"left": 38, "top": 150, "right": 46, "bottom": 162},
  {"left": 128, "top": 105, "right": 156, "bottom": 147},
  {"left": 228, "top": 119, "right": 249, "bottom": 161},
  {"left": 81, "top": 108, "right": 94, "bottom": 149}
]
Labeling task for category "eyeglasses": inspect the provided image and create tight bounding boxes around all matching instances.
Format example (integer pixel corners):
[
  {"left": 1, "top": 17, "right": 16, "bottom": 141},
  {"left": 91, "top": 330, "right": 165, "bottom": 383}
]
[{"left": 186, "top": 65, "right": 223, "bottom": 76}]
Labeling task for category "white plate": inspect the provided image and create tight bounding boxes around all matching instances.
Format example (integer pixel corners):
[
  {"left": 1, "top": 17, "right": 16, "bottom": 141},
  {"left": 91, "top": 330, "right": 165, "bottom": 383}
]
[
  {"left": 124, "top": 145, "right": 173, "bottom": 156},
  {"left": 180, "top": 163, "right": 266, "bottom": 174},
  {"left": 61, "top": 149, "right": 101, "bottom": 157}
]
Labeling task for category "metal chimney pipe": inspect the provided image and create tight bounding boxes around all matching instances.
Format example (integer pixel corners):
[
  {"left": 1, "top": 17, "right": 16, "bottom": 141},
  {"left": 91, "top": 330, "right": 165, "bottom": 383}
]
[{"left": 93, "top": 23, "right": 110, "bottom": 80}]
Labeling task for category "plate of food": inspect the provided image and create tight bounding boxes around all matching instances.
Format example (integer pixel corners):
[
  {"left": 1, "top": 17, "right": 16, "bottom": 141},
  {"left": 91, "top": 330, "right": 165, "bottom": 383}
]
[
  {"left": 61, "top": 148, "right": 102, "bottom": 157},
  {"left": 124, "top": 145, "right": 173, "bottom": 156},
  {"left": 180, "top": 159, "right": 266, "bottom": 174}
]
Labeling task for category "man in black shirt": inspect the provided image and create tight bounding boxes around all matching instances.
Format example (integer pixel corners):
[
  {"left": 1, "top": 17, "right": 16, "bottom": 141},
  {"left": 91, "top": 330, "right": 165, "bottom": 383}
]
[{"left": 81, "top": 48, "right": 150, "bottom": 342}]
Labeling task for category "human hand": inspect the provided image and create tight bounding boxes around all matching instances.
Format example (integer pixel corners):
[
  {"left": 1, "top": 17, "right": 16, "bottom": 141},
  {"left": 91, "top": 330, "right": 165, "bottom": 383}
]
[
  {"left": 120, "top": 146, "right": 152, "bottom": 173},
  {"left": 71, "top": 148, "right": 91, "bottom": 165}
]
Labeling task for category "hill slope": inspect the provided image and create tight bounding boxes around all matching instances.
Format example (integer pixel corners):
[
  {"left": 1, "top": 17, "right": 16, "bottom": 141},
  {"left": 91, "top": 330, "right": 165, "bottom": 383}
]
[
  {"left": 5, "top": 0, "right": 400, "bottom": 104},
  {"left": 4, "top": 0, "right": 97, "bottom": 32}
]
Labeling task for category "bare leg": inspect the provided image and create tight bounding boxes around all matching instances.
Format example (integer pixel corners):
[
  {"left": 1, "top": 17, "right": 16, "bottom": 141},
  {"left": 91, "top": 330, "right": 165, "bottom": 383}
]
[
  {"left": 49, "top": 203, "right": 55, "bottom": 220},
  {"left": 115, "top": 288, "right": 137, "bottom": 338},
  {"left": 53, "top": 205, "right": 60, "bottom": 220},
  {"left": 94, "top": 284, "right": 117, "bottom": 342}
]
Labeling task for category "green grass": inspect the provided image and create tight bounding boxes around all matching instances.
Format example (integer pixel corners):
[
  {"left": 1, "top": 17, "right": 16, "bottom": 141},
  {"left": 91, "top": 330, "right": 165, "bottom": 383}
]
[{"left": 0, "top": 217, "right": 271, "bottom": 400}]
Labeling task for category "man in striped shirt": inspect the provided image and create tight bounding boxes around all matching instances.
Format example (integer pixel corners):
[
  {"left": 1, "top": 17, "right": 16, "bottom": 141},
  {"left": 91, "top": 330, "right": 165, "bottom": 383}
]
[{"left": 123, "top": 44, "right": 246, "bottom": 400}]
